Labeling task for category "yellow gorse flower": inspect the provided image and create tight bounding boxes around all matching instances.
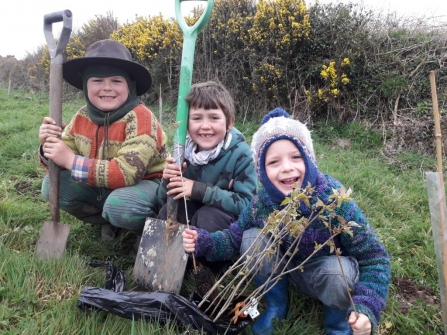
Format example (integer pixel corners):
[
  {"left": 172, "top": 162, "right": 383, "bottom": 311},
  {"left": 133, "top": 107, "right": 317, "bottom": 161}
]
[{"left": 308, "top": 58, "right": 351, "bottom": 104}]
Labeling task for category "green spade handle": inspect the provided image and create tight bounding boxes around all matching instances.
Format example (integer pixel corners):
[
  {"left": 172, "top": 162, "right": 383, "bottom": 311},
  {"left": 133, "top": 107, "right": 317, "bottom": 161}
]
[
  {"left": 174, "top": 0, "right": 214, "bottom": 148},
  {"left": 166, "top": 0, "right": 214, "bottom": 226}
]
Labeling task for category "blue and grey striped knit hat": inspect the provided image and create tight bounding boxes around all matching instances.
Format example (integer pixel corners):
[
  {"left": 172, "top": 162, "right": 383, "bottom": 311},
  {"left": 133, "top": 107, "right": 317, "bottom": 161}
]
[{"left": 251, "top": 108, "right": 318, "bottom": 204}]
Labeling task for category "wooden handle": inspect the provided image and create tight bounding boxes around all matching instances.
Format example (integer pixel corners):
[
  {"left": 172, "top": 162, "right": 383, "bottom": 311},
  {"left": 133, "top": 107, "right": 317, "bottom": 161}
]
[{"left": 430, "top": 71, "right": 443, "bottom": 174}]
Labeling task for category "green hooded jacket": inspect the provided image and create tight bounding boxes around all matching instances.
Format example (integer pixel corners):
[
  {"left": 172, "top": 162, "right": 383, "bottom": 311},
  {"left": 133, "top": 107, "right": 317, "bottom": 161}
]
[{"left": 157, "top": 127, "right": 257, "bottom": 215}]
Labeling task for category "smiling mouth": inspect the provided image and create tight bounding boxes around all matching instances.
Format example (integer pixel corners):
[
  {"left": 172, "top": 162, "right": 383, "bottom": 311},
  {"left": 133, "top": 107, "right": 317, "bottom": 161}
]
[
  {"left": 280, "top": 177, "right": 299, "bottom": 186},
  {"left": 200, "top": 134, "right": 214, "bottom": 138}
]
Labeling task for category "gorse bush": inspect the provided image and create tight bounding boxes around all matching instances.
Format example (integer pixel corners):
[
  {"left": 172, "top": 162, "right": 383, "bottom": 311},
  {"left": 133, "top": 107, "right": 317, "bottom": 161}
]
[
  {"left": 111, "top": 14, "right": 184, "bottom": 102},
  {"left": 246, "top": 0, "right": 310, "bottom": 103},
  {"left": 1, "top": 0, "right": 446, "bottom": 125},
  {"left": 112, "top": 15, "right": 183, "bottom": 66}
]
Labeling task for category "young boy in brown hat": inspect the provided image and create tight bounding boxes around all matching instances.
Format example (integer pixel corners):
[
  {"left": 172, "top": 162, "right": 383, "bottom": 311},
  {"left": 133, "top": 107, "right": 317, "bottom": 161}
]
[{"left": 38, "top": 39, "right": 168, "bottom": 241}]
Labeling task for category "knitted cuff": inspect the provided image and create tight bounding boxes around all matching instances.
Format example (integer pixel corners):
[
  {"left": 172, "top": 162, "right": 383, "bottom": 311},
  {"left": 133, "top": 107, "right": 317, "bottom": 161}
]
[
  {"left": 39, "top": 145, "right": 49, "bottom": 166},
  {"left": 194, "top": 227, "right": 215, "bottom": 258},
  {"left": 348, "top": 304, "right": 378, "bottom": 334}
]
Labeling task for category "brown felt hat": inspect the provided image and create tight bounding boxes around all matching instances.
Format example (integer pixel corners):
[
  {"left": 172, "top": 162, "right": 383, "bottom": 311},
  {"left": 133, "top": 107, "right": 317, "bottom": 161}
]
[{"left": 63, "top": 39, "right": 151, "bottom": 96}]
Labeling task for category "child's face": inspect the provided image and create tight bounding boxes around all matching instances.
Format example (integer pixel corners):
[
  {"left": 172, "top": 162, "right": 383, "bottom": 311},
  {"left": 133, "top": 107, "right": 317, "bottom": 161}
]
[
  {"left": 188, "top": 107, "right": 232, "bottom": 151},
  {"left": 86, "top": 76, "right": 129, "bottom": 112},
  {"left": 265, "top": 139, "right": 306, "bottom": 195}
]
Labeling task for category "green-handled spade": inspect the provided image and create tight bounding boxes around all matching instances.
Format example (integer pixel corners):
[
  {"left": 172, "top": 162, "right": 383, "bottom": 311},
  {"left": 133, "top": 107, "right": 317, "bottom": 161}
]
[{"left": 133, "top": 0, "right": 214, "bottom": 293}]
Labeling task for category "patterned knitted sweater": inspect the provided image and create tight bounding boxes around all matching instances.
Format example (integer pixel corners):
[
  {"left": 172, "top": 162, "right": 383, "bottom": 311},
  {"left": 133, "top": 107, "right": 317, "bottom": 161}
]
[
  {"left": 39, "top": 104, "right": 168, "bottom": 189},
  {"left": 194, "top": 171, "right": 391, "bottom": 331}
]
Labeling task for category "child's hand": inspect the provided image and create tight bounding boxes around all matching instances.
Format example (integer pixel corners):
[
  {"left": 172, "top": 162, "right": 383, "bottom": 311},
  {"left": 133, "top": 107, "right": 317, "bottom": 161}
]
[
  {"left": 39, "top": 117, "right": 62, "bottom": 145},
  {"left": 162, "top": 157, "right": 187, "bottom": 181},
  {"left": 42, "top": 137, "right": 75, "bottom": 170},
  {"left": 163, "top": 157, "right": 192, "bottom": 199},
  {"left": 167, "top": 176, "right": 194, "bottom": 200},
  {"left": 348, "top": 312, "right": 371, "bottom": 335},
  {"left": 182, "top": 228, "right": 198, "bottom": 253}
]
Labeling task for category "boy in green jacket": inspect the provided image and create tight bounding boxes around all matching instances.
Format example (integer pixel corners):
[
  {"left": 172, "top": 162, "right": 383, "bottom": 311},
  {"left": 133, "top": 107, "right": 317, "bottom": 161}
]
[{"left": 157, "top": 81, "right": 257, "bottom": 271}]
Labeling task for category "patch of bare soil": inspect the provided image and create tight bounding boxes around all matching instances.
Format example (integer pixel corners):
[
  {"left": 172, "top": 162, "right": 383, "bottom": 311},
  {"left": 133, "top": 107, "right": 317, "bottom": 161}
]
[
  {"left": 14, "top": 180, "right": 33, "bottom": 194},
  {"left": 393, "top": 277, "right": 440, "bottom": 314},
  {"left": 9, "top": 176, "right": 40, "bottom": 197}
]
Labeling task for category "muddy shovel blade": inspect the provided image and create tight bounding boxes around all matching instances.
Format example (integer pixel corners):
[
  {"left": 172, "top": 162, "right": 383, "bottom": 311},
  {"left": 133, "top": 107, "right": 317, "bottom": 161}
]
[
  {"left": 35, "top": 161, "right": 71, "bottom": 260},
  {"left": 133, "top": 218, "right": 188, "bottom": 293},
  {"left": 36, "top": 220, "right": 71, "bottom": 259}
]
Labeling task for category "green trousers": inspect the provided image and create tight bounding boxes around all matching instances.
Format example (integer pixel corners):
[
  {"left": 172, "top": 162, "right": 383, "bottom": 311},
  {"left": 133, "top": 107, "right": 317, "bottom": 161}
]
[{"left": 41, "top": 170, "right": 160, "bottom": 233}]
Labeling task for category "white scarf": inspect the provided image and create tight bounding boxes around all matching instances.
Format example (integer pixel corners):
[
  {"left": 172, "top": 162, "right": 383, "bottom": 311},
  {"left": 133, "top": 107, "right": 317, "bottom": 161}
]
[{"left": 184, "top": 132, "right": 232, "bottom": 166}]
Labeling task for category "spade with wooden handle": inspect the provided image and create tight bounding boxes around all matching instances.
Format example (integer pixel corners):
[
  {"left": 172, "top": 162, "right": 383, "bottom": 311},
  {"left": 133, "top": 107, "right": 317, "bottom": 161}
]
[{"left": 35, "top": 10, "right": 72, "bottom": 259}]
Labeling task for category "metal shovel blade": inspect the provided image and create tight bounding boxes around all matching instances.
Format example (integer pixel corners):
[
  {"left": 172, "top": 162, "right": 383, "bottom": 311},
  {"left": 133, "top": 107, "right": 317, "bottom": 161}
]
[
  {"left": 133, "top": 218, "right": 188, "bottom": 293},
  {"left": 36, "top": 220, "right": 71, "bottom": 259}
]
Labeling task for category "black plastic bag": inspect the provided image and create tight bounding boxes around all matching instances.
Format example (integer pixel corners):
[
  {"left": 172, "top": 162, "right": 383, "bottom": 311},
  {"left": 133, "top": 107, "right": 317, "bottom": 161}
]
[
  {"left": 77, "top": 262, "right": 250, "bottom": 334},
  {"left": 88, "top": 261, "right": 126, "bottom": 292}
]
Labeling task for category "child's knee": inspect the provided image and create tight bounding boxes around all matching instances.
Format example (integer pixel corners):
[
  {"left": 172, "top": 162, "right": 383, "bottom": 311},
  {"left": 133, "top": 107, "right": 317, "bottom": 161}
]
[
  {"left": 240, "top": 228, "right": 278, "bottom": 276},
  {"left": 312, "top": 256, "right": 359, "bottom": 309},
  {"left": 102, "top": 194, "right": 124, "bottom": 222},
  {"left": 240, "top": 228, "right": 264, "bottom": 254},
  {"left": 41, "top": 175, "right": 50, "bottom": 202},
  {"left": 103, "top": 192, "right": 150, "bottom": 230}
]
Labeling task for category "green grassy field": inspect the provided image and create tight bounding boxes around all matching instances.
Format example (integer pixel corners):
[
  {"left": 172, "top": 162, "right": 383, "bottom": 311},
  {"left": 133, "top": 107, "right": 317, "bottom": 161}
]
[{"left": 0, "top": 86, "right": 443, "bottom": 334}]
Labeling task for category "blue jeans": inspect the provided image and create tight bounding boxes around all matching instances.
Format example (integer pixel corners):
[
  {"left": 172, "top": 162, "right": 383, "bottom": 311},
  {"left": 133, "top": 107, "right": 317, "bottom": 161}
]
[
  {"left": 240, "top": 228, "right": 359, "bottom": 310},
  {"left": 41, "top": 170, "right": 160, "bottom": 232}
]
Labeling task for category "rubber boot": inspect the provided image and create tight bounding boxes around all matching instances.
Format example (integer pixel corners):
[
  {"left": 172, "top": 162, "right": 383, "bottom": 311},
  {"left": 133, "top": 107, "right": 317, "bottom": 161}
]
[
  {"left": 133, "top": 235, "right": 141, "bottom": 253},
  {"left": 252, "top": 275, "right": 289, "bottom": 335},
  {"left": 100, "top": 224, "right": 122, "bottom": 241},
  {"left": 323, "top": 304, "right": 352, "bottom": 335}
]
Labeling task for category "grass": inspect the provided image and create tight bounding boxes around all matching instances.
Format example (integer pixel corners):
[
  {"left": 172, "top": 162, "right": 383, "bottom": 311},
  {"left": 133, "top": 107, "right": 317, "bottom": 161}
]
[{"left": 0, "top": 86, "right": 444, "bottom": 334}]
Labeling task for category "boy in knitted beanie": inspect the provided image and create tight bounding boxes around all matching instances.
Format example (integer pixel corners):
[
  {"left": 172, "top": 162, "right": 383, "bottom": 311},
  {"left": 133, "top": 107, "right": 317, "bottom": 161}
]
[{"left": 182, "top": 108, "right": 391, "bottom": 335}]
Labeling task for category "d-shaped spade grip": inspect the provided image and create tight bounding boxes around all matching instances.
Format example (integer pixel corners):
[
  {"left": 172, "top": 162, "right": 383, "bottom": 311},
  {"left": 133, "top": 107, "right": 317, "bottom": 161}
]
[
  {"left": 43, "top": 9, "right": 72, "bottom": 128},
  {"left": 176, "top": 0, "right": 214, "bottom": 38},
  {"left": 44, "top": 10, "right": 72, "bottom": 60}
]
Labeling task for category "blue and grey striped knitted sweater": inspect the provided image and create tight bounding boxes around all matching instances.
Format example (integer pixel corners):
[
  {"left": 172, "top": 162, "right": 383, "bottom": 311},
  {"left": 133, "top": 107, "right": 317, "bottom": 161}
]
[{"left": 193, "top": 170, "right": 391, "bottom": 331}]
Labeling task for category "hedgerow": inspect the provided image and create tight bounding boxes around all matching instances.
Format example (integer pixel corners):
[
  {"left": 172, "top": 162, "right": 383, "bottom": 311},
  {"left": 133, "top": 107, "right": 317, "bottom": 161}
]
[{"left": 1, "top": 0, "right": 446, "bottom": 125}]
